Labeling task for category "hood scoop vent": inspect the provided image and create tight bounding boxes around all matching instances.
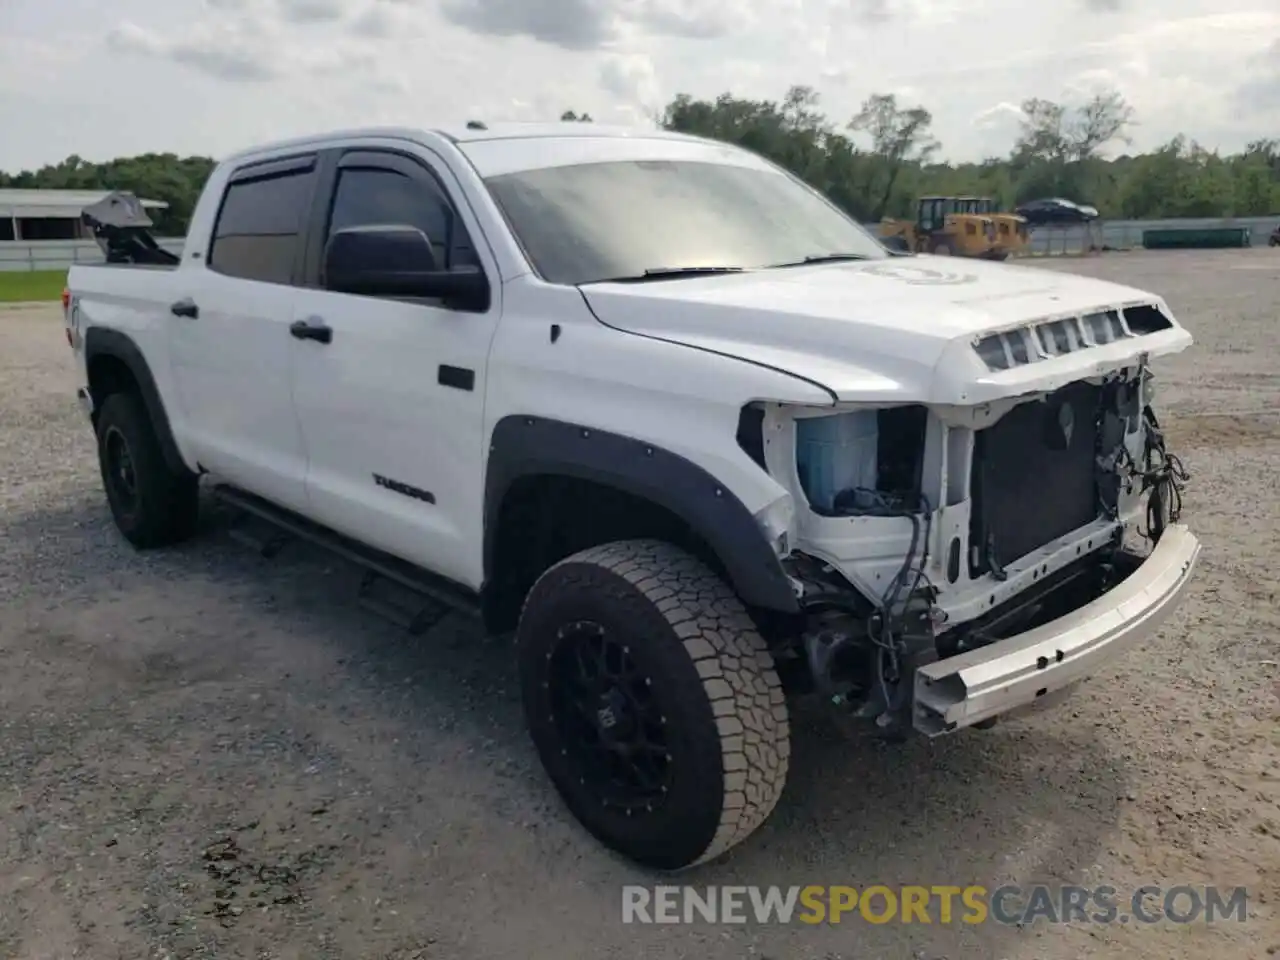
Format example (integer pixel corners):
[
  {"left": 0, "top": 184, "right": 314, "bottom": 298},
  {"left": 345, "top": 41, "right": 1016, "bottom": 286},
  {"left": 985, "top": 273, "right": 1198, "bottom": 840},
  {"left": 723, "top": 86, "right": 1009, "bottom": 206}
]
[{"left": 973, "top": 303, "right": 1171, "bottom": 372}]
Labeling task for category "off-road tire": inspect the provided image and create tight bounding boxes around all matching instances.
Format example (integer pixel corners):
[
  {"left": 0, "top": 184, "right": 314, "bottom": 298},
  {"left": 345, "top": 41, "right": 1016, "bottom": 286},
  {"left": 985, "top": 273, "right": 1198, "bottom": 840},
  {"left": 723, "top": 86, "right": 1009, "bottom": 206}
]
[
  {"left": 930, "top": 240, "right": 952, "bottom": 256},
  {"left": 95, "top": 392, "right": 199, "bottom": 548},
  {"left": 517, "top": 539, "right": 790, "bottom": 870}
]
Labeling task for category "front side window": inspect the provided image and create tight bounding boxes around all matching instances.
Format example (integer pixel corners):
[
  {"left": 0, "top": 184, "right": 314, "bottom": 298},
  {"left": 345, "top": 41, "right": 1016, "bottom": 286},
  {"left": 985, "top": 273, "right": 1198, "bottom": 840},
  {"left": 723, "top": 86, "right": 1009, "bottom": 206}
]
[
  {"left": 483, "top": 159, "right": 886, "bottom": 285},
  {"left": 327, "top": 166, "right": 478, "bottom": 270}
]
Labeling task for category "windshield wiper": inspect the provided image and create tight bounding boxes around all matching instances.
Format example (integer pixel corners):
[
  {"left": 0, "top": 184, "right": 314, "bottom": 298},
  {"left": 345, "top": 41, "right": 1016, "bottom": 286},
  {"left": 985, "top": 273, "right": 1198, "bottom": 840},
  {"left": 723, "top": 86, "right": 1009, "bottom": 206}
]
[
  {"left": 770, "top": 253, "right": 874, "bottom": 268},
  {"left": 586, "top": 265, "right": 746, "bottom": 284}
]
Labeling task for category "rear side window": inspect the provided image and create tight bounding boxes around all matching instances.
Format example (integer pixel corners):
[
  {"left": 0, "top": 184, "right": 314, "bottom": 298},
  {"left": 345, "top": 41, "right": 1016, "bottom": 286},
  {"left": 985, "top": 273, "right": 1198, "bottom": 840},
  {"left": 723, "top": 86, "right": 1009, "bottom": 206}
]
[{"left": 208, "top": 163, "right": 316, "bottom": 284}]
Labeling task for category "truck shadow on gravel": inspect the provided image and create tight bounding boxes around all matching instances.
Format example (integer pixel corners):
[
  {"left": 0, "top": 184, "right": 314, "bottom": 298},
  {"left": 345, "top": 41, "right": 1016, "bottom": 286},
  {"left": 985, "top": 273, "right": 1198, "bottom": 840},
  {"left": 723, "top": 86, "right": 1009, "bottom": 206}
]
[{"left": 1, "top": 495, "right": 1129, "bottom": 957}]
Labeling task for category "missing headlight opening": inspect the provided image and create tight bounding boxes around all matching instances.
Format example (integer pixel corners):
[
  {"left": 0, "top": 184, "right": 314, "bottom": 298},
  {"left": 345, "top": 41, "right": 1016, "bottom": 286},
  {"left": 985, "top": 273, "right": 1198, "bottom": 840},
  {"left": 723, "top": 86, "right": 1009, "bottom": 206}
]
[
  {"left": 793, "top": 405, "right": 928, "bottom": 516},
  {"left": 774, "top": 368, "right": 1188, "bottom": 741},
  {"left": 782, "top": 404, "right": 936, "bottom": 738}
]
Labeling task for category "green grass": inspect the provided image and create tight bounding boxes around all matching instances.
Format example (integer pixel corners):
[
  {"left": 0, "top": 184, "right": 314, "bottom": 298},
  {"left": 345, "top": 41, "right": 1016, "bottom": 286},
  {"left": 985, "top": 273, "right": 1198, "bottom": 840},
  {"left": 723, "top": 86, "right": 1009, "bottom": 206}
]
[{"left": 0, "top": 270, "right": 68, "bottom": 303}]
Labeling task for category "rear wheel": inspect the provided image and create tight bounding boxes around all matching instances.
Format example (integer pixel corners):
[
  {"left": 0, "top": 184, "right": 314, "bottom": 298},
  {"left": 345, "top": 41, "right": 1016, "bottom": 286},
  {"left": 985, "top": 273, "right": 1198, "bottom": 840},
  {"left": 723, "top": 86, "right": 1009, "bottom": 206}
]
[
  {"left": 95, "top": 392, "right": 199, "bottom": 548},
  {"left": 931, "top": 240, "right": 952, "bottom": 256},
  {"left": 517, "top": 539, "right": 790, "bottom": 870}
]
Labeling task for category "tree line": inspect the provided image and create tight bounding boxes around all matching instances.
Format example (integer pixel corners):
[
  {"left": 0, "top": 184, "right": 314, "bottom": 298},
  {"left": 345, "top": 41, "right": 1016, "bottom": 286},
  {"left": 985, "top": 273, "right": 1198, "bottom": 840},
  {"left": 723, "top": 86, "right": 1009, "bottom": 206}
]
[
  {"left": 652, "top": 87, "right": 1279, "bottom": 223},
  {"left": 2, "top": 88, "right": 1276, "bottom": 235}
]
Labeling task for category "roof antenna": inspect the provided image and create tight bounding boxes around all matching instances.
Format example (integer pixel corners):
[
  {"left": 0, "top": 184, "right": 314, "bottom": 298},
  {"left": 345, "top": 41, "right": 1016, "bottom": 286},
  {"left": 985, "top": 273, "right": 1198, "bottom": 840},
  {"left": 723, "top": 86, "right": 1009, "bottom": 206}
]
[{"left": 466, "top": 120, "right": 487, "bottom": 130}]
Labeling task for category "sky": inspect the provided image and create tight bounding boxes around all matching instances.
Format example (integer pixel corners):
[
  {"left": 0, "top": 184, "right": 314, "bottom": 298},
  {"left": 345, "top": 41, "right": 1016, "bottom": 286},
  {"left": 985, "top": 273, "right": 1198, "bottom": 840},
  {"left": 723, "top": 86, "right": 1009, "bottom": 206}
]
[{"left": 0, "top": 0, "right": 1277, "bottom": 172}]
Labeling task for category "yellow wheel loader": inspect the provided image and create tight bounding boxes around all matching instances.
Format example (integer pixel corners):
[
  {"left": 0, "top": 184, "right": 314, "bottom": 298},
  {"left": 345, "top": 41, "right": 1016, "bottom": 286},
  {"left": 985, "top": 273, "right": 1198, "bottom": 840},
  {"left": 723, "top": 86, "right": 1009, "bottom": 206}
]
[
  {"left": 879, "top": 196, "right": 1027, "bottom": 260},
  {"left": 956, "top": 196, "right": 1030, "bottom": 258}
]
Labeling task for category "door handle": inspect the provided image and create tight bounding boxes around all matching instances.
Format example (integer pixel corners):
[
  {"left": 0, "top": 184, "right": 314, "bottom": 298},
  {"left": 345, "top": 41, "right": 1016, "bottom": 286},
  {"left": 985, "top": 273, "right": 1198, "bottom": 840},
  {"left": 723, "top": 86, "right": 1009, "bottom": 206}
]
[
  {"left": 290, "top": 318, "right": 333, "bottom": 344},
  {"left": 170, "top": 298, "right": 198, "bottom": 319}
]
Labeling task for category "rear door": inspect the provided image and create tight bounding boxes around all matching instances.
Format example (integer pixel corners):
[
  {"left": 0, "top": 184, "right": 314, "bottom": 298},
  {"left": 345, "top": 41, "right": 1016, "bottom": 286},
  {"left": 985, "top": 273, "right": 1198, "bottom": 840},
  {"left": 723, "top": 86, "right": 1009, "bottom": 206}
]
[
  {"left": 167, "top": 155, "right": 317, "bottom": 513},
  {"left": 289, "top": 145, "right": 501, "bottom": 589}
]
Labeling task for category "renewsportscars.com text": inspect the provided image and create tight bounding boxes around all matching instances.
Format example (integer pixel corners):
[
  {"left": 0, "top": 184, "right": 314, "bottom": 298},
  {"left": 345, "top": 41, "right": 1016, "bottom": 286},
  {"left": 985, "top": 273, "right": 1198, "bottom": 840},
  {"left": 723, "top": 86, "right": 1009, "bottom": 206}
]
[{"left": 621, "top": 884, "right": 1250, "bottom": 926}]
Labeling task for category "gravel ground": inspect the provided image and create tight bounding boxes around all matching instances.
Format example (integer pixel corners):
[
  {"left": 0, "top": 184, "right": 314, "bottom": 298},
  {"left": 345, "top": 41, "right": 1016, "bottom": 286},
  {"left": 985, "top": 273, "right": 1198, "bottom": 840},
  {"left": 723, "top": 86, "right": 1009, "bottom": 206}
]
[{"left": 1, "top": 249, "right": 1277, "bottom": 960}]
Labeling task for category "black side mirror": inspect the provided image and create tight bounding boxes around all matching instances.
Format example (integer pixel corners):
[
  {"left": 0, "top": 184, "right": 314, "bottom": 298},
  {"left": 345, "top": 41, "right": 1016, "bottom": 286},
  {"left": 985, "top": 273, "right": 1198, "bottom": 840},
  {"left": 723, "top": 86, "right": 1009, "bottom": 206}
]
[{"left": 323, "top": 224, "right": 490, "bottom": 311}]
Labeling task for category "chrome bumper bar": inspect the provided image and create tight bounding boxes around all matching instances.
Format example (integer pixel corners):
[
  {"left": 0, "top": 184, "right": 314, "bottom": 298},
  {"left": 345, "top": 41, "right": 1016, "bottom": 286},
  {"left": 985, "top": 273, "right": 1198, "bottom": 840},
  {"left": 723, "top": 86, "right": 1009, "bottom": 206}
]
[{"left": 913, "top": 525, "right": 1201, "bottom": 736}]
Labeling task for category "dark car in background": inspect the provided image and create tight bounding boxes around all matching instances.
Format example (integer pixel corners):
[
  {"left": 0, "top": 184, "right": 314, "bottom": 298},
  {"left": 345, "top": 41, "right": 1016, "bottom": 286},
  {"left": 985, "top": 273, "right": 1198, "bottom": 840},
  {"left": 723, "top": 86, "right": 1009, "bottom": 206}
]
[
  {"left": 1270, "top": 225, "right": 1279, "bottom": 247},
  {"left": 1016, "top": 197, "right": 1100, "bottom": 226}
]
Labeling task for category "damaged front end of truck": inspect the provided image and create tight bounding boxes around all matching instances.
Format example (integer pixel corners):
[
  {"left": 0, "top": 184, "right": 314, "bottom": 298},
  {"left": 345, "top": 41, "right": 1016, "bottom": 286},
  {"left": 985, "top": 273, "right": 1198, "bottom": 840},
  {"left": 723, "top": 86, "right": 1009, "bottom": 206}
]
[{"left": 741, "top": 299, "right": 1200, "bottom": 739}]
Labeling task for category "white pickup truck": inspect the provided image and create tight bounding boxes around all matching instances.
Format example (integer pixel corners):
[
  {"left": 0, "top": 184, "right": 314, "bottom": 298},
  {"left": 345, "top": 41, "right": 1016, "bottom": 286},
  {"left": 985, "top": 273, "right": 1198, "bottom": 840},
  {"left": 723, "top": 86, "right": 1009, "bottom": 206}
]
[{"left": 64, "top": 122, "right": 1200, "bottom": 870}]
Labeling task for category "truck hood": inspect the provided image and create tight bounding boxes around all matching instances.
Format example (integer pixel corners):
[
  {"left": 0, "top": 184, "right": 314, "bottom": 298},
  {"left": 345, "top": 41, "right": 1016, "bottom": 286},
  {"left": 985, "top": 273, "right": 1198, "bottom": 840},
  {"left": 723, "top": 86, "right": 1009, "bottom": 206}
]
[{"left": 579, "top": 256, "right": 1193, "bottom": 406}]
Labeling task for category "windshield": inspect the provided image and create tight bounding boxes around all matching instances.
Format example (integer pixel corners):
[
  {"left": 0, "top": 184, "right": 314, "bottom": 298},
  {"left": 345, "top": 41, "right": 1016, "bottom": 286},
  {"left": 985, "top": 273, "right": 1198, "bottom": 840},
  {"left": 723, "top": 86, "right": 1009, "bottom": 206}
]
[{"left": 483, "top": 159, "right": 888, "bottom": 285}]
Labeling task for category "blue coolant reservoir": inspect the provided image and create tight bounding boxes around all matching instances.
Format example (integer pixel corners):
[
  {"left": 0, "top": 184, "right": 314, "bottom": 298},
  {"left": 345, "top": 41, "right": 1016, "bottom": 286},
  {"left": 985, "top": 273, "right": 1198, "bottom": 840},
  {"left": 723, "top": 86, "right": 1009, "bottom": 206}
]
[{"left": 795, "top": 412, "right": 879, "bottom": 512}]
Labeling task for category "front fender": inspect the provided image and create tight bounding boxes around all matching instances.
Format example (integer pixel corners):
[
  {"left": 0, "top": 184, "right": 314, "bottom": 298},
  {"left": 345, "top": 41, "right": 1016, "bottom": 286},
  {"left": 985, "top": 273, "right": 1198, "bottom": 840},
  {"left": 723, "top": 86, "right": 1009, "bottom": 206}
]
[{"left": 483, "top": 415, "right": 799, "bottom": 615}]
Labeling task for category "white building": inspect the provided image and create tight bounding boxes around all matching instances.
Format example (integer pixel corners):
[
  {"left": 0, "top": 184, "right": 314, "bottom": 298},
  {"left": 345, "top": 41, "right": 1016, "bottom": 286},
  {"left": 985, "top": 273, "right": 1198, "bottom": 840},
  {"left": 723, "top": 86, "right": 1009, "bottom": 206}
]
[{"left": 0, "top": 189, "right": 168, "bottom": 242}]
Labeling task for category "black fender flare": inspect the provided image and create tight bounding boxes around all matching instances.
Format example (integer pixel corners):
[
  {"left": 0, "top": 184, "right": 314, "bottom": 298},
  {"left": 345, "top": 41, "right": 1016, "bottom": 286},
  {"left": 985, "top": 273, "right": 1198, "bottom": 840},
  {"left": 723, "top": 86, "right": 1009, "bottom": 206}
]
[
  {"left": 82, "top": 327, "right": 189, "bottom": 476},
  {"left": 483, "top": 415, "right": 799, "bottom": 614}
]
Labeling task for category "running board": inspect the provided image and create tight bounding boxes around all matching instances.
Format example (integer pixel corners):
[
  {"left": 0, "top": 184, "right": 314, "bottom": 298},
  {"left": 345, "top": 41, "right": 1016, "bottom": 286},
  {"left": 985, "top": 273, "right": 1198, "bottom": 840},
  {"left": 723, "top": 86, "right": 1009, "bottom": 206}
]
[{"left": 211, "top": 484, "right": 482, "bottom": 631}]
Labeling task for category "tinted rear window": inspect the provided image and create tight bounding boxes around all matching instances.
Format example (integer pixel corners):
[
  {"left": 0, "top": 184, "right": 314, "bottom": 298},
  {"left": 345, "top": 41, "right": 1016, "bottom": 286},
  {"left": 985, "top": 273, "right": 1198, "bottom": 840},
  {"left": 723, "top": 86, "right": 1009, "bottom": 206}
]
[{"left": 208, "top": 164, "right": 316, "bottom": 285}]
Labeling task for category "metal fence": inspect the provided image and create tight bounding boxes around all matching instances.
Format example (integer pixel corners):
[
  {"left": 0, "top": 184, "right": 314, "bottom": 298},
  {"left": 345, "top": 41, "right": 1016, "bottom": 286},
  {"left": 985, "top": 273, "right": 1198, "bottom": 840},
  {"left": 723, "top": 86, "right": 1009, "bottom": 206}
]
[
  {"left": 861, "top": 215, "right": 1278, "bottom": 257},
  {"left": 0, "top": 238, "right": 185, "bottom": 272},
  {"left": 1, "top": 215, "right": 1277, "bottom": 272},
  {"left": 1022, "top": 216, "right": 1276, "bottom": 256}
]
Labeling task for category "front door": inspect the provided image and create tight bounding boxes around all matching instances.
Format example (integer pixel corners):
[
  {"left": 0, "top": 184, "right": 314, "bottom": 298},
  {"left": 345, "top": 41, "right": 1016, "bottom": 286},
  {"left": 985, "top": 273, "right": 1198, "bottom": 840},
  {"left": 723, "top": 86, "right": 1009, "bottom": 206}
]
[
  {"left": 167, "top": 154, "right": 318, "bottom": 512},
  {"left": 289, "top": 144, "right": 501, "bottom": 589}
]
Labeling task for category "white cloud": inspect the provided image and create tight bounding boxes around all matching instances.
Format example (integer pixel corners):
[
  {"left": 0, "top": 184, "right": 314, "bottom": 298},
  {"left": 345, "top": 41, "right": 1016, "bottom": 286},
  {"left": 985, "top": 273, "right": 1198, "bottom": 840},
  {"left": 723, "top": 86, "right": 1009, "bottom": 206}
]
[
  {"left": 0, "top": 0, "right": 1276, "bottom": 171},
  {"left": 350, "top": 3, "right": 417, "bottom": 38},
  {"left": 598, "top": 54, "right": 659, "bottom": 106},
  {"left": 104, "top": 21, "right": 167, "bottom": 58},
  {"left": 278, "top": 0, "right": 348, "bottom": 22},
  {"left": 105, "top": 18, "right": 284, "bottom": 82},
  {"left": 971, "top": 102, "right": 1025, "bottom": 159},
  {"left": 437, "top": 0, "right": 736, "bottom": 50},
  {"left": 1237, "top": 38, "right": 1280, "bottom": 113},
  {"left": 973, "top": 102, "right": 1024, "bottom": 127}
]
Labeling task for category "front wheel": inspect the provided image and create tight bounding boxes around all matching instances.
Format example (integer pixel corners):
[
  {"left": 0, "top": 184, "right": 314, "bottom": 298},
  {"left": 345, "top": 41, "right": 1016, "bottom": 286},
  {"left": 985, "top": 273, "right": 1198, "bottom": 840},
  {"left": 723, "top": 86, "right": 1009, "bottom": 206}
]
[{"left": 517, "top": 539, "right": 790, "bottom": 870}]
